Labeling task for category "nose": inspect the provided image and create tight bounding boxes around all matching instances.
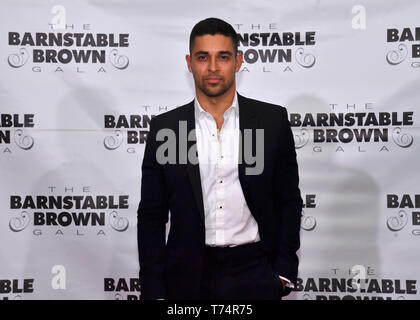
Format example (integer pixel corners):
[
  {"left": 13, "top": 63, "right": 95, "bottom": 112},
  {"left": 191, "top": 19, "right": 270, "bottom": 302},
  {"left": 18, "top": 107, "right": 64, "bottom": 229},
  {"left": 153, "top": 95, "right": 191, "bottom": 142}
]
[{"left": 208, "top": 56, "right": 218, "bottom": 73}]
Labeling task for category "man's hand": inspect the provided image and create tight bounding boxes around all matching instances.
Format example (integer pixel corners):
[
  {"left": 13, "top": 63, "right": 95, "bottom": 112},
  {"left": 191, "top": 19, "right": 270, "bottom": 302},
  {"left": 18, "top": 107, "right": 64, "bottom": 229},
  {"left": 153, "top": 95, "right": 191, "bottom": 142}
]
[{"left": 279, "top": 278, "right": 286, "bottom": 293}]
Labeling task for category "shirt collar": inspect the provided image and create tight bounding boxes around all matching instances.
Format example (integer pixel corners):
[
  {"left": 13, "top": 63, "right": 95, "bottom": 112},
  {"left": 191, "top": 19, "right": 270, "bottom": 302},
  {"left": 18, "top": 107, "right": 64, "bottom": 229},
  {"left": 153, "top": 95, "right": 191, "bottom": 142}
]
[{"left": 194, "top": 92, "right": 239, "bottom": 119}]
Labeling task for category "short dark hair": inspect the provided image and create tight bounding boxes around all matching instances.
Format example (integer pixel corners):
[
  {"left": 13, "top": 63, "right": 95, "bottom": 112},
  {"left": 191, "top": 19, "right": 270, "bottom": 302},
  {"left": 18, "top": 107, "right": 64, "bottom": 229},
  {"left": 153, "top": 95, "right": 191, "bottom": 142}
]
[{"left": 189, "top": 18, "right": 239, "bottom": 55}]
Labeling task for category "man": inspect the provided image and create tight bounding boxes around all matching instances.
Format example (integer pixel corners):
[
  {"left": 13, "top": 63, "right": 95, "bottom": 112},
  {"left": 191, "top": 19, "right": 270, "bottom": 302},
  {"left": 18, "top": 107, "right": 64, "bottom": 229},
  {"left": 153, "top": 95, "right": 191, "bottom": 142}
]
[{"left": 137, "top": 17, "right": 303, "bottom": 300}]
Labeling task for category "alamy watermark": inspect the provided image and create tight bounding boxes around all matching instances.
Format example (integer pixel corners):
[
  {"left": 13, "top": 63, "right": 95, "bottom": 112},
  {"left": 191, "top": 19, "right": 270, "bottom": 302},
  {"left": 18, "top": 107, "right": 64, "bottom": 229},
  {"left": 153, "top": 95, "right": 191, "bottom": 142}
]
[{"left": 154, "top": 121, "right": 265, "bottom": 175}]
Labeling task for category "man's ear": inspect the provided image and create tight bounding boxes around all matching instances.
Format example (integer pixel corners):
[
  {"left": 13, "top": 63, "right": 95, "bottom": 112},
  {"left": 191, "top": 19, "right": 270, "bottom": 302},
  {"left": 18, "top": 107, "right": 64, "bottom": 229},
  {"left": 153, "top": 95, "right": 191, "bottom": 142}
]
[
  {"left": 235, "top": 53, "right": 243, "bottom": 72},
  {"left": 186, "top": 54, "right": 193, "bottom": 72}
]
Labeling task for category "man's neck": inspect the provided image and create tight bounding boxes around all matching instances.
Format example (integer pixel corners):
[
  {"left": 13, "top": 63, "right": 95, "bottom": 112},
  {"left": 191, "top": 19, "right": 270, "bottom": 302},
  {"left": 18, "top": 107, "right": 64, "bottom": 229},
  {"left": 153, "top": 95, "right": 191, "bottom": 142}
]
[{"left": 196, "top": 86, "right": 236, "bottom": 119}]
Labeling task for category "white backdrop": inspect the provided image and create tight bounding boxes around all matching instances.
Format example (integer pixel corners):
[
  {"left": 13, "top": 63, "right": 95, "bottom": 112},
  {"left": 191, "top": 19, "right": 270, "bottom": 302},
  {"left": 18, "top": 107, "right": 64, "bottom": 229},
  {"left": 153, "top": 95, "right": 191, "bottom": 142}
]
[{"left": 1, "top": 0, "right": 419, "bottom": 300}]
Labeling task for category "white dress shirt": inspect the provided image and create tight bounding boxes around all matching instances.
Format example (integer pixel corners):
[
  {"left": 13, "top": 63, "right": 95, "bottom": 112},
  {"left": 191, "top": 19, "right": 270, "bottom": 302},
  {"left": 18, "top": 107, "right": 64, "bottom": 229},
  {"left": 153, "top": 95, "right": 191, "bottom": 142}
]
[
  {"left": 194, "top": 93, "right": 294, "bottom": 289},
  {"left": 194, "top": 93, "right": 260, "bottom": 247}
]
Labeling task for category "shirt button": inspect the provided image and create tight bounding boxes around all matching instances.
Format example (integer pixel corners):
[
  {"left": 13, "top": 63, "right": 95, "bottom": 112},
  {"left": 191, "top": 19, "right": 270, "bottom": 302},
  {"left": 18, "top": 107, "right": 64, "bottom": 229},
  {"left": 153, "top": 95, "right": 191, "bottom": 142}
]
[
  {"left": 220, "top": 180, "right": 223, "bottom": 183},
  {"left": 219, "top": 206, "right": 223, "bottom": 209}
]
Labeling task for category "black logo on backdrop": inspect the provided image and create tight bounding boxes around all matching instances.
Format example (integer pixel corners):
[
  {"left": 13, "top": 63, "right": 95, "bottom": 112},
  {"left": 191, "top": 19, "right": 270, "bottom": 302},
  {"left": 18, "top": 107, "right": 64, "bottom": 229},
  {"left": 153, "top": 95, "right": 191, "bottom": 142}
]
[
  {"left": 386, "top": 194, "right": 420, "bottom": 236},
  {"left": 7, "top": 8, "right": 130, "bottom": 74},
  {"left": 0, "top": 279, "right": 35, "bottom": 300},
  {"left": 295, "top": 266, "right": 417, "bottom": 300},
  {"left": 104, "top": 278, "right": 140, "bottom": 300},
  {"left": 8, "top": 186, "right": 130, "bottom": 237},
  {"left": 296, "top": 277, "right": 417, "bottom": 300},
  {"left": 103, "top": 114, "right": 154, "bottom": 153},
  {"left": 103, "top": 106, "right": 169, "bottom": 154},
  {"left": 386, "top": 27, "right": 420, "bottom": 67},
  {"left": 234, "top": 23, "right": 316, "bottom": 73},
  {"left": 301, "top": 194, "right": 317, "bottom": 231},
  {"left": 0, "top": 114, "right": 35, "bottom": 154},
  {"left": 292, "top": 103, "right": 414, "bottom": 153}
]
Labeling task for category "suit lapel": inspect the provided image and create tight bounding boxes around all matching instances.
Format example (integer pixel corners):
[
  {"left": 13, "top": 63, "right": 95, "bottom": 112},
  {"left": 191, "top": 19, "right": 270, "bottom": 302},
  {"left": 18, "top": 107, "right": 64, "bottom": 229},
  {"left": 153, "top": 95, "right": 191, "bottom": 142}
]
[
  {"left": 184, "top": 101, "right": 206, "bottom": 228},
  {"left": 237, "top": 93, "right": 258, "bottom": 209}
]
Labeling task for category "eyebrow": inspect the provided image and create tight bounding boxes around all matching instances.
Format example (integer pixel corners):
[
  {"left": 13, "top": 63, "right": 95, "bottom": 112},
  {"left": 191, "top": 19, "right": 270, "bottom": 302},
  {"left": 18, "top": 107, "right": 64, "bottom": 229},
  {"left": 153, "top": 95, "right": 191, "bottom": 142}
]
[
  {"left": 193, "top": 50, "right": 234, "bottom": 56},
  {"left": 219, "top": 51, "right": 233, "bottom": 56}
]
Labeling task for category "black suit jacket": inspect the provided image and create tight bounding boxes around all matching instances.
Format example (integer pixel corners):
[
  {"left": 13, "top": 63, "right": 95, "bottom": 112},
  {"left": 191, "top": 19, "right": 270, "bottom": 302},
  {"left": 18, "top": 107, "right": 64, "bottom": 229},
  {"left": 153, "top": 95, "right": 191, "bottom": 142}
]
[{"left": 137, "top": 93, "right": 303, "bottom": 299}]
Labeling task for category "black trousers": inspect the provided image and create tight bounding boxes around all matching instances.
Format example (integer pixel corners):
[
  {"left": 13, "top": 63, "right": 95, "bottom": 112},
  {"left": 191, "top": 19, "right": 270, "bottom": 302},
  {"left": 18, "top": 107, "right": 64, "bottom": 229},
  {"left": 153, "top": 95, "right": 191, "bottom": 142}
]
[{"left": 199, "top": 242, "right": 283, "bottom": 300}]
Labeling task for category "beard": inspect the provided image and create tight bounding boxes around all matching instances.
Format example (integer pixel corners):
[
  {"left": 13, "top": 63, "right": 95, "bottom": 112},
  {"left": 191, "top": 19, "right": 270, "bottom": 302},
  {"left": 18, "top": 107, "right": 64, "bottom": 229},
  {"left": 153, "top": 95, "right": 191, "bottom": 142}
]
[{"left": 195, "top": 76, "right": 235, "bottom": 98}]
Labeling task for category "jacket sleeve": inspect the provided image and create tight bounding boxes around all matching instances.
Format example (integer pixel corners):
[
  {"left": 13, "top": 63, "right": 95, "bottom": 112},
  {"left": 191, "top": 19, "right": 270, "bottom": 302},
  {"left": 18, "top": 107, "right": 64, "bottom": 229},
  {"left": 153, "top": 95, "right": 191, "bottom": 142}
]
[
  {"left": 273, "top": 107, "right": 303, "bottom": 293},
  {"left": 137, "top": 117, "right": 169, "bottom": 300}
]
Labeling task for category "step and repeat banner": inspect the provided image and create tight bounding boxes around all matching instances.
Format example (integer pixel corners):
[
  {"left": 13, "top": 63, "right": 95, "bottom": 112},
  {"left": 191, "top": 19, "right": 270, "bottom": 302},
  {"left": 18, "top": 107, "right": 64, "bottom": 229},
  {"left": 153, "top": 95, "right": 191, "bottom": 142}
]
[{"left": 1, "top": 0, "right": 419, "bottom": 300}]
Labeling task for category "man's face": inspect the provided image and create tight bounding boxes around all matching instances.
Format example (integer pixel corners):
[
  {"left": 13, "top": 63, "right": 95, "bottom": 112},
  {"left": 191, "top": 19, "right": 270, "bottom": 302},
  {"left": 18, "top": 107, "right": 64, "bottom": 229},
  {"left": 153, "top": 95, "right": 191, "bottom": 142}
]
[{"left": 186, "top": 34, "right": 243, "bottom": 98}]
